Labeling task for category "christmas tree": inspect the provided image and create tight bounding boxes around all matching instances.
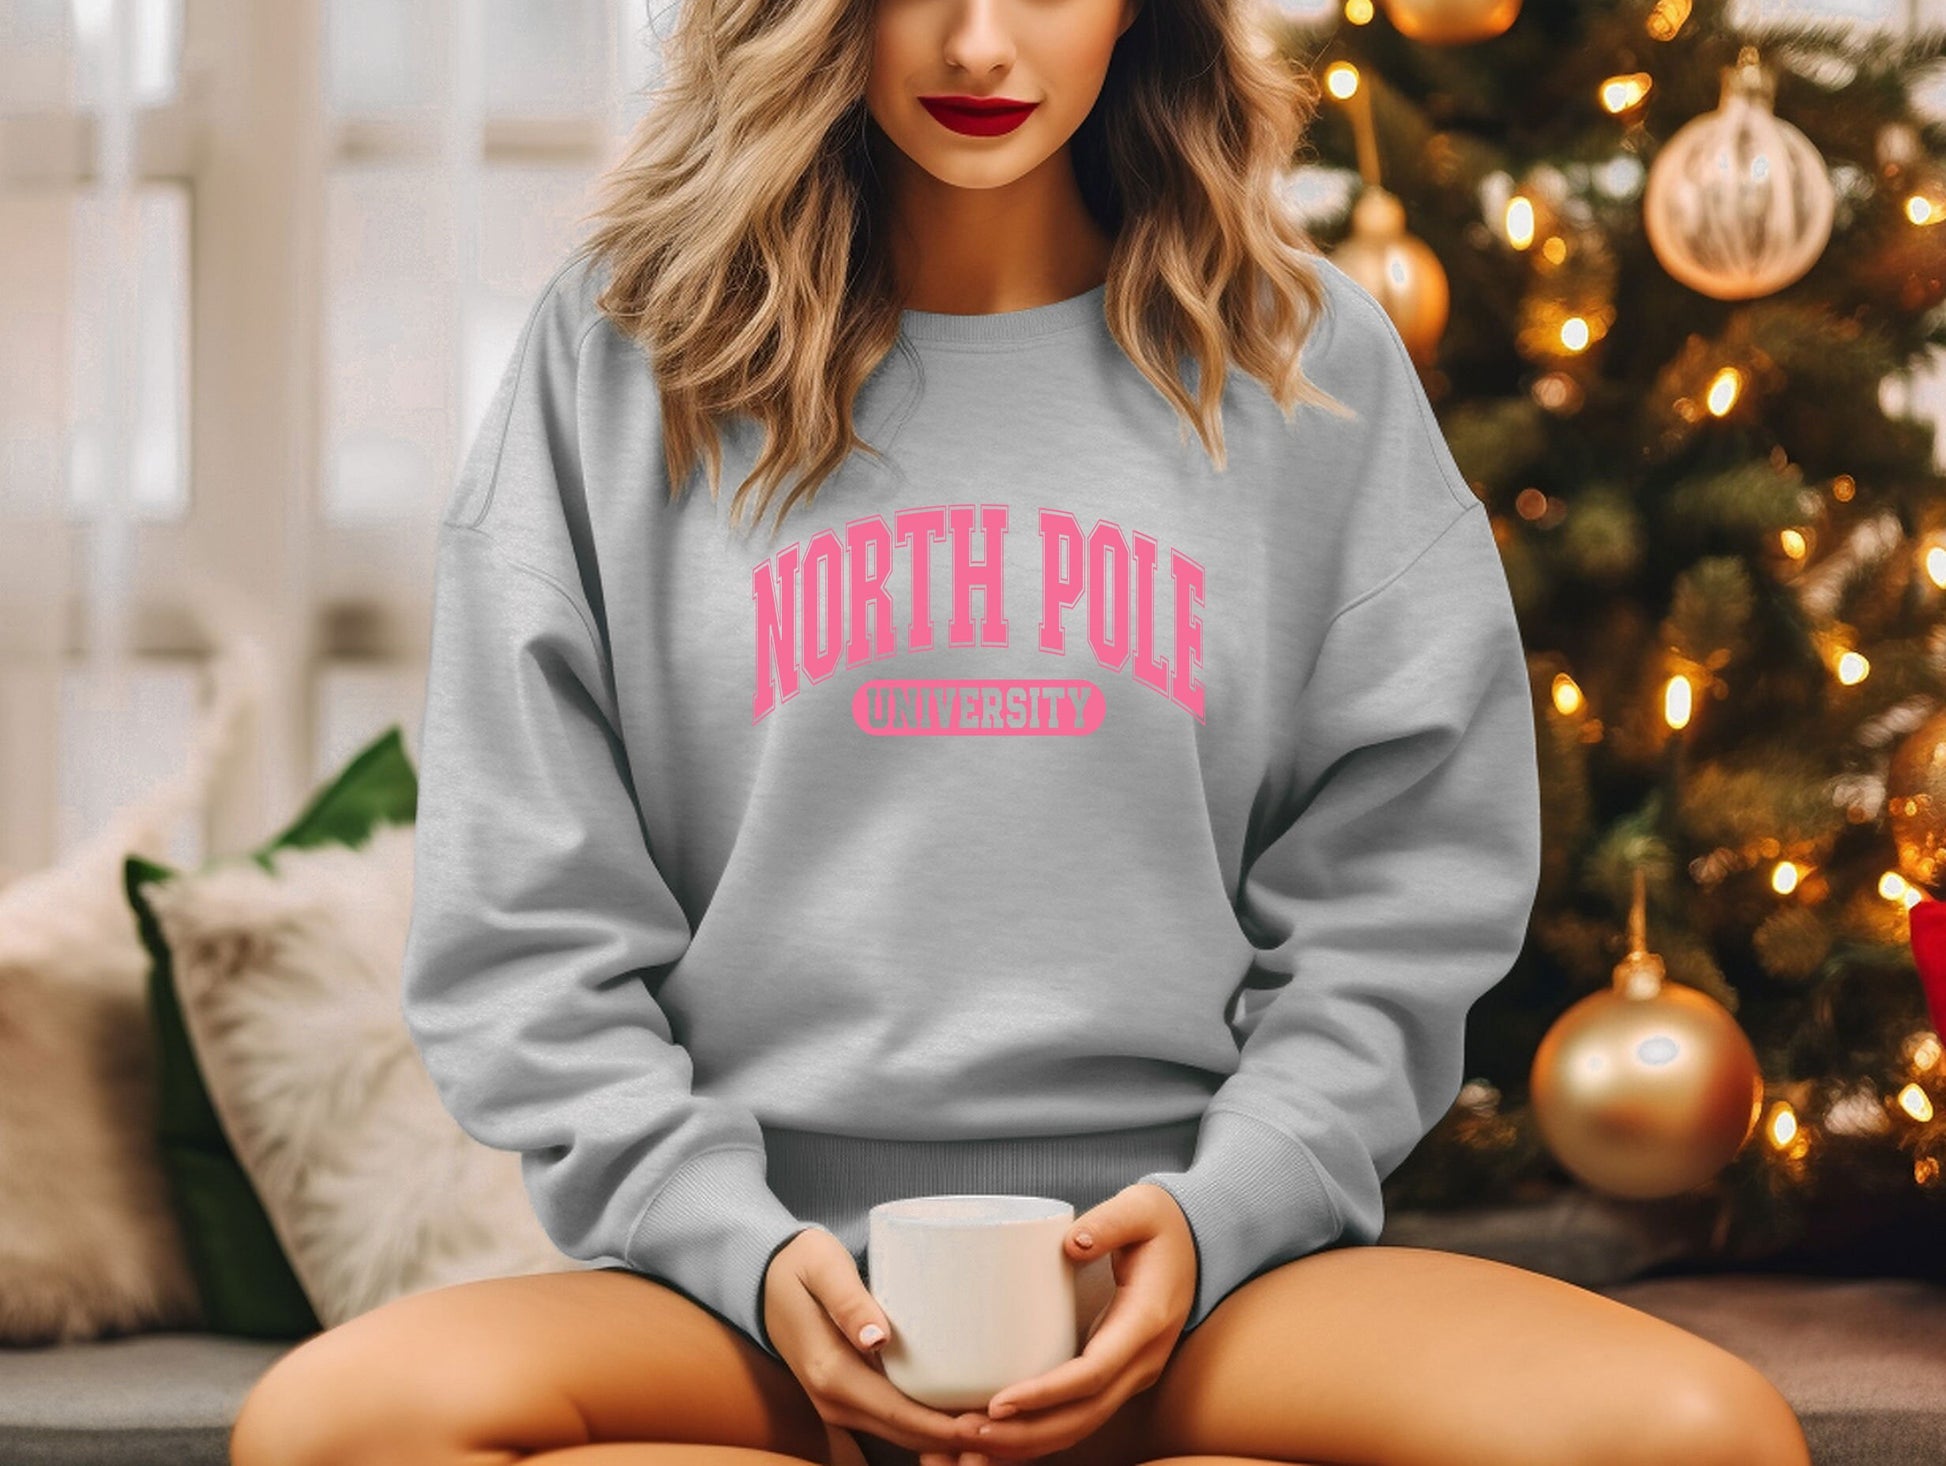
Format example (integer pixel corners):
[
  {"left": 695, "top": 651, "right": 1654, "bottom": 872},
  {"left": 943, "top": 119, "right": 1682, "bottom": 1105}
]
[{"left": 1276, "top": 0, "right": 1946, "bottom": 1268}]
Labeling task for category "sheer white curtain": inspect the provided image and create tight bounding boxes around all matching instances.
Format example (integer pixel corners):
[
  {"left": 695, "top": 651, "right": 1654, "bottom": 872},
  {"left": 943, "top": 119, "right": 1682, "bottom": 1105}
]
[{"left": 0, "top": 0, "right": 658, "bottom": 887}]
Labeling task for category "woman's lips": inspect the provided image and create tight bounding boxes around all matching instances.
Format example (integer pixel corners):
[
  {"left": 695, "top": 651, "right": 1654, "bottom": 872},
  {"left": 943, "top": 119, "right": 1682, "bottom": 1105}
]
[{"left": 919, "top": 95, "right": 1039, "bottom": 137}]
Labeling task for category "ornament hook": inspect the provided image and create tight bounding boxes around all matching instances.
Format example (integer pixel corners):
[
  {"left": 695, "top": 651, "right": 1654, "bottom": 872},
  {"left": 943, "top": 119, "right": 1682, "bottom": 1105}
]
[{"left": 1614, "top": 865, "right": 1668, "bottom": 999}]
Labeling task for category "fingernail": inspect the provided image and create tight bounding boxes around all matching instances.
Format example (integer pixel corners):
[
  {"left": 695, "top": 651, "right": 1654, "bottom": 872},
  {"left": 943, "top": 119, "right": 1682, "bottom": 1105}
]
[
  {"left": 1073, "top": 1230, "right": 1094, "bottom": 1249},
  {"left": 989, "top": 1402, "right": 1016, "bottom": 1419},
  {"left": 859, "top": 1323, "right": 885, "bottom": 1347}
]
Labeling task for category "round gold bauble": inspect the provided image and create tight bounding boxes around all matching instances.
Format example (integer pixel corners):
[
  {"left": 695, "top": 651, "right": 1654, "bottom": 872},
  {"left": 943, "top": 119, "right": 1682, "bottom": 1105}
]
[
  {"left": 1887, "top": 706, "right": 1946, "bottom": 891},
  {"left": 1643, "top": 46, "right": 1834, "bottom": 300},
  {"left": 1530, "top": 969, "right": 1764, "bottom": 1198},
  {"left": 1380, "top": 0, "right": 1522, "bottom": 44},
  {"left": 1328, "top": 187, "right": 1450, "bottom": 364}
]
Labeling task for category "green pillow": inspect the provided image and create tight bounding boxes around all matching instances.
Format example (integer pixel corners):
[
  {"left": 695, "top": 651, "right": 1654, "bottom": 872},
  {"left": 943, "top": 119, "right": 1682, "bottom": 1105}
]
[{"left": 125, "top": 724, "right": 418, "bottom": 1338}]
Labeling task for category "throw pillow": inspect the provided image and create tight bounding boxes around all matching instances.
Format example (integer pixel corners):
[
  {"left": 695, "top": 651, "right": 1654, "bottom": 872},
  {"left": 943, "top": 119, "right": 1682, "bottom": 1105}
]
[
  {"left": 141, "top": 820, "right": 584, "bottom": 1328},
  {"left": 124, "top": 723, "right": 418, "bottom": 1338},
  {"left": 0, "top": 747, "right": 233, "bottom": 1343}
]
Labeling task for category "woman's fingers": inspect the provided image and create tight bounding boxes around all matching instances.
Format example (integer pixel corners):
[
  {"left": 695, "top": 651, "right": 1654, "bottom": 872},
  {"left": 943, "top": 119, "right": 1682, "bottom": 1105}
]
[
  {"left": 974, "top": 1335, "right": 1173, "bottom": 1461},
  {"left": 822, "top": 1354, "right": 989, "bottom": 1454},
  {"left": 959, "top": 1388, "right": 1115, "bottom": 1459},
  {"left": 986, "top": 1301, "right": 1150, "bottom": 1418}
]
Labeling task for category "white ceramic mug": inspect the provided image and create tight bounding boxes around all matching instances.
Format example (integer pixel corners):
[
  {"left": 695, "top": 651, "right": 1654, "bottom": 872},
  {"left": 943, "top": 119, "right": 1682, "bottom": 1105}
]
[{"left": 866, "top": 1194, "right": 1108, "bottom": 1412}]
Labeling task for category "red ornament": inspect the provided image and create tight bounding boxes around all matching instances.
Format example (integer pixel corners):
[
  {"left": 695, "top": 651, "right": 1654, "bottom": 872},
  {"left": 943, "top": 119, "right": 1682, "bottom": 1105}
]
[{"left": 1906, "top": 897, "right": 1946, "bottom": 1040}]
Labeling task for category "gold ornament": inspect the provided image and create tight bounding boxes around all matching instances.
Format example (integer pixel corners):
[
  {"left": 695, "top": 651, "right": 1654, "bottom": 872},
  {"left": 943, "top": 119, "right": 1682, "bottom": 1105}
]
[
  {"left": 1529, "top": 869, "right": 1764, "bottom": 1198},
  {"left": 1329, "top": 186, "right": 1450, "bottom": 364},
  {"left": 1379, "top": 0, "right": 1522, "bottom": 45},
  {"left": 1643, "top": 46, "right": 1834, "bottom": 300},
  {"left": 1887, "top": 707, "right": 1946, "bottom": 892}
]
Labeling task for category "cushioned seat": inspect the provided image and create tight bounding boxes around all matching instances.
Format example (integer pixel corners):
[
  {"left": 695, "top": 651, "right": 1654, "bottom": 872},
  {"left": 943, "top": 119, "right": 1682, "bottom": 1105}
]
[
  {"left": 3, "top": 1273, "right": 1942, "bottom": 1464},
  {"left": 0, "top": 1332, "right": 291, "bottom": 1466}
]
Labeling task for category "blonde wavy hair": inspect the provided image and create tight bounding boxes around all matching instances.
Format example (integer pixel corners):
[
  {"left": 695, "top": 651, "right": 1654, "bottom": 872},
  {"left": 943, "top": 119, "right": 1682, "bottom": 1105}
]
[{"left": 572, "top": 0, "right": 1339, "bottom": 533}]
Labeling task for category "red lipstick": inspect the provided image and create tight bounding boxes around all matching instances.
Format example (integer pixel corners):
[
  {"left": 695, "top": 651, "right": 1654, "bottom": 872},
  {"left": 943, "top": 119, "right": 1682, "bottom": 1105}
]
[{"left": 919, "top": 94, "right": 1039, "bottom": 137}]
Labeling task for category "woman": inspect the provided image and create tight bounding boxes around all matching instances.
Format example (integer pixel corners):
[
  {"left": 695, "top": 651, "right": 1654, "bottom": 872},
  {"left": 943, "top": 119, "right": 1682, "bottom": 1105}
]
[{"left": 230, "top": 0, "right": 1813, "bottom": 1461}]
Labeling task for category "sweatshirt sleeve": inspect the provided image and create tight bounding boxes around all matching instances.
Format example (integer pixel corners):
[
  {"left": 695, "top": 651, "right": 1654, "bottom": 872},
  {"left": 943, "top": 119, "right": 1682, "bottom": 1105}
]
[
  {"left": 1135, "top": 497, "right": 1541, "bottom": 1333},
  {"left": 399, "top": 278, "right": 828, "bottom": 1363}
]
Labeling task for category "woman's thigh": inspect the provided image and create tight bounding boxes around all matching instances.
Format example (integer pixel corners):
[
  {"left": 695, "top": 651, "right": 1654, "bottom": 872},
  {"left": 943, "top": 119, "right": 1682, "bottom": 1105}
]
[
  {"left": 1139, "top": 1243, "right": 1812, "bottom": 1466},
  {"left": 228, "top": 1264, "right": 851, "bottom": 1466}
]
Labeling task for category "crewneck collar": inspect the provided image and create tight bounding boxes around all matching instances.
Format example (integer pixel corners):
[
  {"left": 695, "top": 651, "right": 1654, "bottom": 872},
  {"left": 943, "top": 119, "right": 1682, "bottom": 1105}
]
[{"left": 897, "top": 282, "right": 1108, "bottom": 346}]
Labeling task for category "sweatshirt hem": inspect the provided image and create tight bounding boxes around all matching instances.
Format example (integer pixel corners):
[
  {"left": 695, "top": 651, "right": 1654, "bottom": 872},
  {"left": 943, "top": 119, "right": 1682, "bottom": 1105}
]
[{"left": 759, "top": 1115, "right": 1206, "bottom": 1271}]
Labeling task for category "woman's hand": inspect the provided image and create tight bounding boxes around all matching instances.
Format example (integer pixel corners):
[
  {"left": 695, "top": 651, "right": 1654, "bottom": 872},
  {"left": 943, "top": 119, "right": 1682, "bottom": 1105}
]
[
  {"left": 763, "top": 1227, "right": 992, "bottom": 1462},
  {"left": 946, "top": 1183, "right": 1195, "bottom": 1463}
]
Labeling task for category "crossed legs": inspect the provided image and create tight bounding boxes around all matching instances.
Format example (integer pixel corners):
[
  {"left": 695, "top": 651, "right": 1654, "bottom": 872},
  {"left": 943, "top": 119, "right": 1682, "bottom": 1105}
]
[{"left": 230, "top": 1244, "right": 1810, "bottom": 1466}]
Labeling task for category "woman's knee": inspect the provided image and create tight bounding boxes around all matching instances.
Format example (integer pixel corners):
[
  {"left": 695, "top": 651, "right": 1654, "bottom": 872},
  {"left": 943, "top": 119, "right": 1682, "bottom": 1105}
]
[
  {"left": 232, "top": 1330, "right": 426, "bottom": 1466},
  {"left": 228, "top": 1307, "right": 585, "bottom": 1466},
  {"left": 1641, "top": 1356, "right": 1810, "bottom": 1466}
]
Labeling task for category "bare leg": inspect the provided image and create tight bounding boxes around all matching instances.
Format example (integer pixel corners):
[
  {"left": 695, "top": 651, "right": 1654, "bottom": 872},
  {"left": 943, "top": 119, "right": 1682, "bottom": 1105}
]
[
  {"left": 228, "top": 1266, "right": 854, "bottom": 1466},
  {"left": 521, "top": 1456, "right": 1299, "bottom": 1466},
  {"left": 524, "top": 1440, "right": 874, "bottom": 1465},
  {"left": 521, "top": 1452, "right": 832, "bottom": 1464},
  {"left": 1136, "top": 1244, "right": 1812, "bottom": 1466},
  {"left": 521, "top": 1448, "right": 825, "bottom": 1456}
]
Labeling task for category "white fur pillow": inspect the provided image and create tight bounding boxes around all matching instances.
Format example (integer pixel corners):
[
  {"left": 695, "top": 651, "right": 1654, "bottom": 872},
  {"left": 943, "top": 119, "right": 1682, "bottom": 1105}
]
[
  {"left": 0, "top": 788, "right": 212, "bottom": 1344},
  {"left": 0, "top": 619, "right": 262, "bottom": 1344},
  {"left": 0, "top": 829, "right": 203, "bottom": 1344},
  {"left": 140, "top": 822, "right": 586, "bottom": 1328}
]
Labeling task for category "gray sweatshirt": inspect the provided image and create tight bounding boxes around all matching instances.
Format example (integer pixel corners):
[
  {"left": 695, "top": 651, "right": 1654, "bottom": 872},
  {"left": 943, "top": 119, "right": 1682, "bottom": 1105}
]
[{"left": 399, "top": 250, "right": 1542, "bottom": 1363}]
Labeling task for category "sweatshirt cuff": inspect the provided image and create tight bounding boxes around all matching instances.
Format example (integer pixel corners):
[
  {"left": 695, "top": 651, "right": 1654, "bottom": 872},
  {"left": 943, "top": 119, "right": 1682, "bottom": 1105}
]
[
  {"left": 1134, "top": 1107, "right": 1346, "bottom": 1331},
  {"left": 623, "top": 1145, "right": 827, "bottom": 1362}
]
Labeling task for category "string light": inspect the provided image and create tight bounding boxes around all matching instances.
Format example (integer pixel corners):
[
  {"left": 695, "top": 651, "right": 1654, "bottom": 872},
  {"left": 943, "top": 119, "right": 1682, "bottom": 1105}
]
[
  {"left": 1831, "top": 473, "right": 1855, "bottom": 502},
  {"left": 1765, "top": 1099, "right": 1799, "bottom": 1150},
  {"left": 1559, "top": 316, "right": 1592, "bottom": 352},
  {"left": 1771, "top": 861, "right": 1802, "bottom": 895},
  {"left": 1663, "top": 672, "right": 1693, "bottom": 729},
  {"left": 1705, "top": 366, "right": 1743, "bottom": 416},
  {"left": 1551, "top": 672, "right": 1585, "bottom": 716},
  {"left": 1924, "top": 544, "right": 1946, "bottom": 588},
  {"left": 1530, "top": 372, "right": 1581, "bottom": 412},
  {"left": 1897, "top": 1083, "right": 1935, "bottom": 1123},
  {"left": 1599, "top": 73, "right": 1653, "bottom": 114},
  {"left": 1907, "top": 1031, "right": 1943, "bottom": 1073},
  {"left": 1835, "top": 650, "right": 1870, "bottom": 685},
  {"left": 1505, "top": 196, "right": 1536, "bottom": 250},
  {"left": 1883, "top": 868, "right": 1926, "bottom": 909},
  {"left": 1645, "top": 0, "right": 1692, "bottom": 40},
  {"left": 1779, "top": 528, "right": 1807, "bottom": 559}
]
